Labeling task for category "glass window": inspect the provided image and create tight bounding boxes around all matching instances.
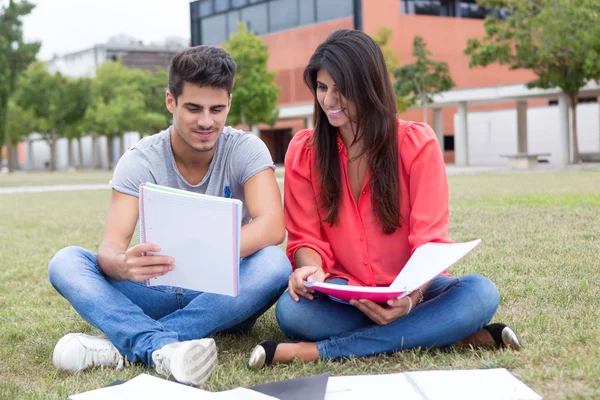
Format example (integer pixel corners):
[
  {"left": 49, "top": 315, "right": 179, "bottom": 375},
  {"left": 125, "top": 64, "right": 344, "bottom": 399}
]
[
  {"left": 228, "top": 10, "right": 241, "bottom": 35},
  {"left": 316, "top": 0, "right": 353, "bottom": 22},
  {"left": 269, "top": 0, "right": 299, "bottom": 32},
  {"left": 459, "top": 0, "right": 486, "bottom": 18},
  {"left": 231, "top": 0, "right": 247, "bottom": 7},
  {"left": 249, "top": 0, "right": 263, "bottom": 3},
  {"left": 198, "top": 0, "right": 213, "bottom": 17},
  {"left": 201, "top": 13, "right": 227, "bottom": 45},
  {"left": 214, "top": 0, "right": 230, "bottom": 13},
  {"left": 299, "top": 0, "right": 315, "bottom": 24},
  {"left": 191, "top": 20, "right": 201, "bottom": 46},
  {"left": 414, "top": 0, "right": 441, "bottom": 16},
  {"left": 241, "top": 3, "right": 268, "bottom": 34}
]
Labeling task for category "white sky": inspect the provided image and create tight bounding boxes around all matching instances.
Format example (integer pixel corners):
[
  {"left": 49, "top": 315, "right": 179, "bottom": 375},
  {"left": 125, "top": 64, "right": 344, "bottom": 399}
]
[{"left": 16, "top": 0, "right": 192, "bottom": 60}]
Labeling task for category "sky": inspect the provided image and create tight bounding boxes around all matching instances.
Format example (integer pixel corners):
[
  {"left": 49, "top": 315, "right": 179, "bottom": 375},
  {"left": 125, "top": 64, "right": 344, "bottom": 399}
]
[{"left": 16, "top": 0, "right": 192, "bottom": 61}]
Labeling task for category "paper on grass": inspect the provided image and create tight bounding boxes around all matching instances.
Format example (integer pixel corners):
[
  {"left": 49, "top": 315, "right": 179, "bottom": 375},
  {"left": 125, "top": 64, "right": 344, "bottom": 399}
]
[
  {"left": 139, "top": 183, "right": 242, "bottom": 296},
  {"left": 304, "top": 239, "right": 481, "bottom": 304},
  {"left": 69, "top": 373, "right": 277, "bottom": 400},
  {"left": 324, "top": 369, "right": 542, "bottom": 400}
]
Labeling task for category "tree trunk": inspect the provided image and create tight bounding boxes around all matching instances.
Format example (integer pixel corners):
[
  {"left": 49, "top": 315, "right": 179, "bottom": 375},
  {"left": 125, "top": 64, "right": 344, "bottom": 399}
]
[
  {"left": 7, "top": 137, "right": 19, "bottom": 171},
  {"left": 91, "top": 133, "right": 98, "bottom": 169},
  {"left": 422, "top": 94, "right": 428, "bottom": 125},
  {"left": 569, "top": 93, "right": 581, "bottom": 163},
  {"left": 77, "top": 137, "right": 83, "bottom": 169},
  {"left": 67, "top": 137, "right": 74, "bottom": 169},
  {"left": 119, "top": 134, "right": 125, "bottom": 158},
  {"left": 49, "top": 129, "right": 57, "bottom": 172},
  {"left": 106, "top": 135, "right": 114, "bottom": 170}
]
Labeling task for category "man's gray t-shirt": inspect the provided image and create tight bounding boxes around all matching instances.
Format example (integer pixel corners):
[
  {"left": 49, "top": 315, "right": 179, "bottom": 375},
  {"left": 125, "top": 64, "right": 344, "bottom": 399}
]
[{"left": 111, "top": 126, "right": 275, "bottom": 226}]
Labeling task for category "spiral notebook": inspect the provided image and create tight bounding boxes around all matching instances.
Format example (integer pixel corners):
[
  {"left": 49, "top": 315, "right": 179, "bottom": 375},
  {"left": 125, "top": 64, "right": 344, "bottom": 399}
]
[
  {"left": 303, "top": 239, "right": 481, "bottom": 305},
  {"left": 139, "top": 183, "right": 242, "bottom": 296}
]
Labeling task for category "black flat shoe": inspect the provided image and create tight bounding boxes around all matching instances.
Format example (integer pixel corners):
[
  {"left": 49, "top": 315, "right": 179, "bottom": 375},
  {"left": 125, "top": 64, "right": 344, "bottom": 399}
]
[
  {"left": 248, "top": 340, "right": 280, "bottom": 369},
  {"left": 483, "top": 323, "right": 521, "bottom": 350}
]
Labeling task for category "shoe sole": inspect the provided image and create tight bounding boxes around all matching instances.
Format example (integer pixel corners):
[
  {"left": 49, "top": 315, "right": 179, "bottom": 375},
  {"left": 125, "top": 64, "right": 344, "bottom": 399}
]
[
  {"left": 170, "top": 339, "right": 217, "bottom": 386},
  {"left": 52, "top": 333, "right": 82, "bottom": 372},
  {"left": 248, "top": 344, "right": 266, "bottom": 369}
]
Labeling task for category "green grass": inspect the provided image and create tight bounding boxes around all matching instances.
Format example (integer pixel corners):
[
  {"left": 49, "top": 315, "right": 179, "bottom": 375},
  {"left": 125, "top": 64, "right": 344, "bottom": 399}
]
[
  {"left": 0, "top": 171, "right": 113, "bottom": 187},
  {"left": 1, "top": 170, "right": 599, "bottom": 399}
]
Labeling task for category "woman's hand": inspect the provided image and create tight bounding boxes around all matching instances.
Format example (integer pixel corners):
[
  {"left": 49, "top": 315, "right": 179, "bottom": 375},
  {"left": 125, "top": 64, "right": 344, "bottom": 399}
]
[
  {"left": 288, "top": 266, "right": 328, "bottom": 302},
  {"left": 350, "top": 296, "right": 412, "bottom": 325}
]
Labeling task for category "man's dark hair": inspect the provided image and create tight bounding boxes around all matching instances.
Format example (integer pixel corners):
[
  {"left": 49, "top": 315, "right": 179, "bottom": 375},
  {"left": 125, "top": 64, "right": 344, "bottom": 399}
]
[{"left": 168, "top": 46, "right": 237, "bottom": 102}]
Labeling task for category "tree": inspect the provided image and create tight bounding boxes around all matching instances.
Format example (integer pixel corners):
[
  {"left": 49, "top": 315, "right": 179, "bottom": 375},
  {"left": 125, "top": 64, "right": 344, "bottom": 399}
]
[
  {"left": 394, "top": 36, "right": 455, "bottom": 124},
  {"left": 84, "top": 62, "right": 169, "bottom": 169},
  {"left": 464, "top": 0, "right": 600, "bottom": 163},
  {"left": 15, "top": 62, "right": 67, "bottom": 171},
  {"left": 0, "top": 0, "right": 40, "bottom": 171},
  {"left": 223, "top": 22, "right": 279, "bottom": 130},
  {"left": 61, "top": 77, "right": 91, "bottom": 169},
  {"left": 372, "top": 26, "right": 410, "bottom": 112}
]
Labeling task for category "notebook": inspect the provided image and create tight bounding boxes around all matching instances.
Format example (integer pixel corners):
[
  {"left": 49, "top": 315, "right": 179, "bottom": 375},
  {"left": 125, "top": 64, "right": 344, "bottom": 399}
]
[
  {"left": 69, "top": 373, "right": 277, "bottom": 400},
  {"left": 138, "top": 183, "right": 242, "bottom": 296},
  {"left": 324, "top": 368, "right": 543, "bottom": 400},
  {"left": 303, "top": 239, "right": 481, "bottom": 305}
]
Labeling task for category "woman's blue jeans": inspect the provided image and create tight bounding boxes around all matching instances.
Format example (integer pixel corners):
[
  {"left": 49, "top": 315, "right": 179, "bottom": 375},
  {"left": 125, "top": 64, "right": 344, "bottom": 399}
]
[{"left": 275, "top": 274, "right": 500, "bottom": 360}]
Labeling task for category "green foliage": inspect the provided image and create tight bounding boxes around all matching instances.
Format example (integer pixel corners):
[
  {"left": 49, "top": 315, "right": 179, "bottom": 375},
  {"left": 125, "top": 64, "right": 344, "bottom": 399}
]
[
  {"left": 393, "top": 36, "right": 455, "bottom": 122},
  {"left": 372, "top": 26, "right": 410, "bottom": 113},
  {"left": 464, "top": 0, "right": 600, "bottom": 162},
  {"left": 84, "top": 62, "right": 169, "bottom": 138},
  {"left": 223, "top": 22, "right": 279, "bottom": 129},
  {"left": 0, "top": 0, "right": 41, "bottom": 167},
  {"left": 6, "top": 100, "right": 35, "bottom": 143}
]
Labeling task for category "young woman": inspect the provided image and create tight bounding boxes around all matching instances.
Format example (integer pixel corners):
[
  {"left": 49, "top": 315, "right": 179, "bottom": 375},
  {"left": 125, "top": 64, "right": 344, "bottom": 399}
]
[{"left": 248, "top": 29, "right": 520, "bottom": 368}]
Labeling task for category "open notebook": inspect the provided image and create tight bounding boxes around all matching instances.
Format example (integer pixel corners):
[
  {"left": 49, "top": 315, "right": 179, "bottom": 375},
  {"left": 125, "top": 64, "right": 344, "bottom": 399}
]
[
  {"left": 303, "top": 239, "right": 481, "bottom": 304},
  {"left": 139, "top": 183, "right": 242, "bottom": 296},
  {"left": 325, "top": 368, "right": 542, "bottom": 400}
]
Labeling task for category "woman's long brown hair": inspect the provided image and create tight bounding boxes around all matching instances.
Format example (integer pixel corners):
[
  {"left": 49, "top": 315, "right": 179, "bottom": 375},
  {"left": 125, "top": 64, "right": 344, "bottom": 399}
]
[{"left": 303, "top": 29, "right": 401, "bottom": 234}]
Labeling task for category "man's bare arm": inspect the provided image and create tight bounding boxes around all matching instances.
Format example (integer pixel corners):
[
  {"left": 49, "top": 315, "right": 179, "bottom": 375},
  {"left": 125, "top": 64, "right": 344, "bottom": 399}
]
[{"left": 240, "top": 169, "right": 285, "bottom": 258}]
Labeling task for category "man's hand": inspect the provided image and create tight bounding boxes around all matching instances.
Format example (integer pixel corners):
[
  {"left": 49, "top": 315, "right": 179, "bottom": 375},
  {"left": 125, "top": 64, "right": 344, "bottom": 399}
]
[
  {"left": 120, "top": 243, "right": 175, "bottom": 282},
  {"left": 350, "top": 296, "right": 412, "bottom": 325},
  {"left": 288, "top": 266, "right": 328, "bottom": 302}
]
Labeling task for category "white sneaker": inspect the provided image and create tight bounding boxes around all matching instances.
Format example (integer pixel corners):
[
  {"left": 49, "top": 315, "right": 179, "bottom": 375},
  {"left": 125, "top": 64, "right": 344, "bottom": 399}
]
[
  {"left": 52, "top": 333, "right": 124, "bottom": 372},
  {"left": 152, "top": 339, "right": 217, "bottom": 386}
]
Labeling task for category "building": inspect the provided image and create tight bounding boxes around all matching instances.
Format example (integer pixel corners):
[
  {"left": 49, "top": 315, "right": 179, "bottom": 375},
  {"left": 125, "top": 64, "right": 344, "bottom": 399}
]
[
  {"left": 46, "top": 35, "right": 188, "bottom": 78},
  {"left": 189, "top": 0, "right": 600, "bottom": 165}
]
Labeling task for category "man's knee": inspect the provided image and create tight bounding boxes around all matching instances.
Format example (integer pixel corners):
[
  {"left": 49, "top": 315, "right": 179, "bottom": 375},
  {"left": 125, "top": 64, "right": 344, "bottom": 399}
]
[
  {"left": 251, "top": 245, "right": 292, "bottom": 283},
  {"left": 48, "top": 246, "right": 92, "bottom": 288}
]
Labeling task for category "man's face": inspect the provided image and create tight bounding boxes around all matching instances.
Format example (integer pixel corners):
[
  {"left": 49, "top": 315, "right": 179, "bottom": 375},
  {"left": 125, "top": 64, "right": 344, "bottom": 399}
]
[{"left": 166, "top": 82, "right": 232, "bottom": 154}]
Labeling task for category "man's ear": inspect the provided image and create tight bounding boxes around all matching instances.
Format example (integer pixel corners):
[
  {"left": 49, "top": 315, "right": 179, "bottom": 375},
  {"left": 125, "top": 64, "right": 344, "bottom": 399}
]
[
  {"left": 165, "top": 91, "right": 176, "bottom": 114},
  {"left": 228, "top": 93, "right": 232, "bottom": 108}
]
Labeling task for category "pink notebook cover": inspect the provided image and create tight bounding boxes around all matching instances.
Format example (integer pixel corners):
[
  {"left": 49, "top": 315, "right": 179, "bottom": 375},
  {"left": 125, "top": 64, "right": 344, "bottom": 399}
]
[
  {"left": 303, "top": 282, "right": 407, "bottom": 304},
  {"left": 303, "top": 239, "right": 482, "bottom": 305}
]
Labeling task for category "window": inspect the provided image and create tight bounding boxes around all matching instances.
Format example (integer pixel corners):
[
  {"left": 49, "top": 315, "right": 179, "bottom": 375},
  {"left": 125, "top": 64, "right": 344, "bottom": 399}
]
[
  {"left": 202, "top": 13, "right": 228, "bottom": 45},
  {"left": 231, "top": 0, "right": 248, "bottom": 7},
  {"left": 299, "top": 0, "right": 316, "bottom": 25},
  {"left": 241, "top": 3, "right": 268, "bottom": 34},
  {"left": 414, "top": 0, "right": 442, "bottom": 16},
  {"left": 269, "top": 0, "right": 299, "bottom": 32},
  {"left": 444, "top": 135, "right": 454, "bottom": 151},
  {"left": 214, "top": 0, "right": 230, "bottom": 13},
  {"left": 197, "top": 0, "right": 213, "bottom": 17},
  {"left": 316, "top": 0, "right": 353, "bottom": 22},
  {"left": 228, "top": 10, "right": 241, "bottom": 35},
  {"left": 459, "top": 0, "right": 486, "bottom": 19}
]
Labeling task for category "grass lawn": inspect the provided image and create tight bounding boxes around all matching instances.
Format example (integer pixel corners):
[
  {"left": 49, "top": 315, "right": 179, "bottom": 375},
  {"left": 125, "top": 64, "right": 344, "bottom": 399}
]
[
  {"left": 1, "top": 170, "right": 599, "bottom": 399},
  {"left": 0, "top": 167, "right": 284, "bottom": 188},
  {"left": 0, "top": 171, "right": 114, "bottom": 187}
]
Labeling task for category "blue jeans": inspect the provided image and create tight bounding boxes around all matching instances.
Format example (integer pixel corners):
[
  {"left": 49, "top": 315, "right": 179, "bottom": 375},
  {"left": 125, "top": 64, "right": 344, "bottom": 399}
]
[
  {"left": 275, "top": 274, "right": 500, "bottom": 360},
  {"left": 48, "top": 245, "right": 291, "bottom": 365}
]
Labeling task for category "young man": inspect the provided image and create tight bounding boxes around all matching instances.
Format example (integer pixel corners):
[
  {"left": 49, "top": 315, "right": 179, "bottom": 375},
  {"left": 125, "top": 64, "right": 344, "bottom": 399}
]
[{"left": 48, "top": 46, "right": 291, "bottom": 386}]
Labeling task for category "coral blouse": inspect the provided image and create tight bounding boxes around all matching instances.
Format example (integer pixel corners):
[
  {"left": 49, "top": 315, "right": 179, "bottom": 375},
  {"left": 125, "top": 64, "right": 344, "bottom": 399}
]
[{"left": 284, "top": 119, "right": 453, "bottom": 287}]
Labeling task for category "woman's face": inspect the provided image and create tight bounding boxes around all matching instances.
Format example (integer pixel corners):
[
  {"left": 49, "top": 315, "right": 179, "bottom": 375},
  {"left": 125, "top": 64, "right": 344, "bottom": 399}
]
[{"left": 316, "top": 68, "right": 357, "bottom": 132}]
